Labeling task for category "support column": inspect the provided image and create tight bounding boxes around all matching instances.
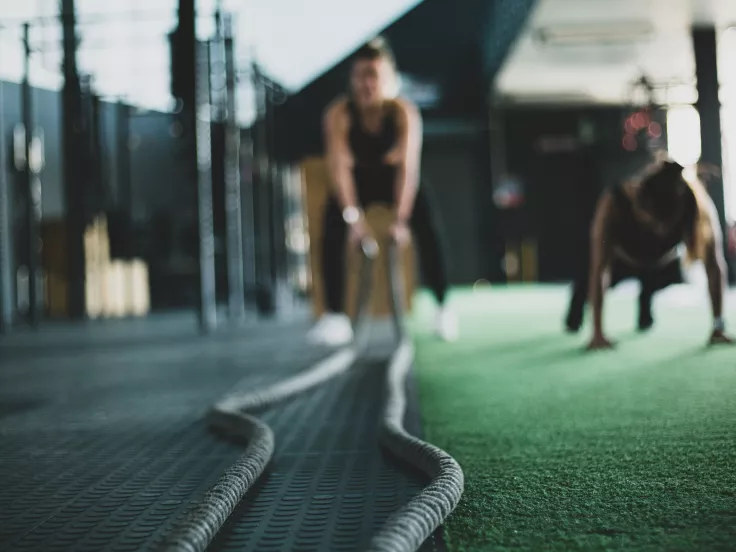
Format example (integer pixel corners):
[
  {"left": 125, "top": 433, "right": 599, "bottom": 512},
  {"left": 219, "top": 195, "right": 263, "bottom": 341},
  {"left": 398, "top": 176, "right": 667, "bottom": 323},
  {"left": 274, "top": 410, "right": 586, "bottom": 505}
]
[
  {"left": 174, "top": 0, "right": 217, "bottom": 332},
  {"left": 61, "top": 0, "right": 87, "bottom": 319},
  {"left": 115, "top": 101, "right": 134, "bottom": 258},
  {"left": 0, "top": 80, "right": 12, "bottom": 332},
  {"left": 252, "top": 64, "right": 275, "bottom": 315},
  {"left": 692, "top": 27, "right": 730, "bottom": 272},
  {"left": 240, "top": 115, "right": 258, "bottom": 310},
  {"left": 116, "top": 102, "right": 132, "bottom": 212},
  {"left": 223, "top": 13, "right": 246, "bottom": 323},
  {"left": 196, "top": 39, "right": 218, "bottom": 331},
  {"left": 22, "top": 24, "right": 42, "bottom": 327}
]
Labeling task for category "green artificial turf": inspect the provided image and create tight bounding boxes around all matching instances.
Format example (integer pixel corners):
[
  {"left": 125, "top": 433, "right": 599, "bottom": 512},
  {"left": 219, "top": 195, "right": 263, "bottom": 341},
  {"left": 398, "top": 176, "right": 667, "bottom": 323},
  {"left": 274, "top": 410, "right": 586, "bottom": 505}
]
[{"left": 411, "top": 285, "right": 736, "bottom": 551}]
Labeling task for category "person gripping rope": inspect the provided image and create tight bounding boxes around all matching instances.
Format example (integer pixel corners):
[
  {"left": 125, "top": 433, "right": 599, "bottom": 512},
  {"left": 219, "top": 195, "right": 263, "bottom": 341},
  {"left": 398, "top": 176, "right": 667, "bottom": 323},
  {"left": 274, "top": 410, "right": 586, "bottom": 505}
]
[{"left": 307, "top": 37, "right": 458, "bottom": 346}]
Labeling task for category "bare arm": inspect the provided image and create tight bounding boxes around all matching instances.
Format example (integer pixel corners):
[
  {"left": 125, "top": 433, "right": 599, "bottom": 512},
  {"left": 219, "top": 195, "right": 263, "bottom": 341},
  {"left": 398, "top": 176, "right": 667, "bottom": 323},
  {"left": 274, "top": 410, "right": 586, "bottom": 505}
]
[
  {"left": 701, "top": 198, "right": 727, "bottom": 323},
  {"left": 323, "top": 99, "right": 359, "bottom": 212},
  {"left": 588, "top": 191, "right": 615, "bottom": 339},
  {"left": 386, "top": 99, "right": 423, "bottom": 223}
]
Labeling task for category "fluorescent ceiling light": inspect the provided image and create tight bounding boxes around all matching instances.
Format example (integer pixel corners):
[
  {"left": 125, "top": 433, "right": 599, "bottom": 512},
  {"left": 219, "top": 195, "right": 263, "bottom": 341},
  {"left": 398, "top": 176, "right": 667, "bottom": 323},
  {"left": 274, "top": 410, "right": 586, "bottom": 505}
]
[
  {"left": 497, "top": 91, "right": 599, "bottom": 105},
  {"left": 534, "top": 21, "right": 654, "bottom": 45}
]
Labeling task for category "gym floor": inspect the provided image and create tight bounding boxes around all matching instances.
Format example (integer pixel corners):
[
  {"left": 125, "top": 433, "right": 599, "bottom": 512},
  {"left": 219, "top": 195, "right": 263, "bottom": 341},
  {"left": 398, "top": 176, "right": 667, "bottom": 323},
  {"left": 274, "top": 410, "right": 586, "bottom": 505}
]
[
  {"left": 1, "top": 282, "right": 734, "bottom": 551},
  {"left": 0, "top": 313, "right": 443, "bottom": 551},
  {"left": 412, "top": 284, "right": 736, "bottom": 551}
]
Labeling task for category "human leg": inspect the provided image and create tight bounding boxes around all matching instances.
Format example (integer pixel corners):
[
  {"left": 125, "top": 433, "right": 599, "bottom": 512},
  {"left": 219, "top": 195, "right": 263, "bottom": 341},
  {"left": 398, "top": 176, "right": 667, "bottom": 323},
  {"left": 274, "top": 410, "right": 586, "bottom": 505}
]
[
  {"left": 565, "top": 274, "right": 589, "bottom": 333},
  {"left": 321, "top": 197, "right": 348, "bottom": 313},
  {"left": 637, "top": 257, "right": 685, "bottom": 332},
  {"left": 409, "top": 187, "right": 457, "bottom": 341},
  {"left": 307, "top": 196, "right": 353, "bottom": 345},
  {"left": 637, "top": 279, "right": 655, "bottom": 331}
]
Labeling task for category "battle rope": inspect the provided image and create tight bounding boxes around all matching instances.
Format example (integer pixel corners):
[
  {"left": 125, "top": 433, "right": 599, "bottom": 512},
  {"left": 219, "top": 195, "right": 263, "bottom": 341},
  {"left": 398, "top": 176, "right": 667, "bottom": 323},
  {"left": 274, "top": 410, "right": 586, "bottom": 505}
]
[
  {"left": 157, "top": 239, "right": 464, "bottom": 552},
  {"left": 367, "top": 242, "right": 464, "bottom": 552}
]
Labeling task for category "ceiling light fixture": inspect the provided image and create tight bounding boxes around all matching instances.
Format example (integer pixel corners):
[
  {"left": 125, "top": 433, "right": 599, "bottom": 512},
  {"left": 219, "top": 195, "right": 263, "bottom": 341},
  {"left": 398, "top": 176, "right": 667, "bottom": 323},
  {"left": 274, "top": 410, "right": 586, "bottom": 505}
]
[{"left": 534, "top": 21, "right": 655, "bottom": 45}]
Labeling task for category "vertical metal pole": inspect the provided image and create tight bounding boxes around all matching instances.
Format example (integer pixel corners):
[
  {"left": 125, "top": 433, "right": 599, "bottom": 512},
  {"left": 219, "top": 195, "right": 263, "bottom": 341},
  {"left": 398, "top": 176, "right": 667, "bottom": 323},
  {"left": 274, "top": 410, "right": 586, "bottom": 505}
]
[
  {"left": 90, "top": 93, "right": 104, "bottom": 210},
  {"left": 266, "top": 121, "right": 278, "bottom": 289},
  {"left": 116, "top": 100, "right": 133, "bottom": 241},
  {"left": 22, "top": 24, "right": 41, "bottom": 327},
  {"left": 270, "top": 164, "right": 287, "bottom": 293},
  {"left": 61, "top": 0, "right": 87, "bottom": 319},
  {"left": 223, "top": 13, "right": 246, "bottom": 322},
  {"left": 692, "top": 27, "right": 731, "bottom": 279},
  {"left": 196, "top": 39, "right": 217, "bottom": 331},
  {"left": 241, "top": 118, "right": 258, "bottom": 307},
  {"left": 176, "top": 0, "right": 217, "bottom": 332},
  {"left": 267, "top": 118, "right": 281, "bottom": 289},
  {"left": 116, "top": 101, "right": 134, "bottom": 259},
  {"left": 0, "top": 78, "right": 12, "bottom": 333},
  {"left": 253, "top": 64, "right": 274, "bottom": 314},
  {"left": 116, "top": 102, "right": 132, "bottom": 210}
]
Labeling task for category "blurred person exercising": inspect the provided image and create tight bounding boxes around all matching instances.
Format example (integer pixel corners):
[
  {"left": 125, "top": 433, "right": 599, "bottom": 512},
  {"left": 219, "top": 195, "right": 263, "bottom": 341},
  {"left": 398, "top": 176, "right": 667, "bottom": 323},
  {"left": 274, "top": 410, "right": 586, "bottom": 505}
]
[
  {"left": 585, "top": 158, "right": 733, "bottom": 350},
  {"left": 307, "top": 37, "right": 458, "bottom": 346}
]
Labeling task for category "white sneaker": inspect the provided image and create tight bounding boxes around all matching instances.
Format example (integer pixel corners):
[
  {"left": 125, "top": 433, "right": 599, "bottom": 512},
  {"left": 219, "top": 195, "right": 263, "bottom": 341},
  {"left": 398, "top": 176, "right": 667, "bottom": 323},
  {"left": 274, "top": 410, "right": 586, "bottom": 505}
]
[
  {"left": 307, "top": 313, "right": 354, "bottom": 346},
  {"left": 435, "top": 306, "right": 459, "bottom": 342}
]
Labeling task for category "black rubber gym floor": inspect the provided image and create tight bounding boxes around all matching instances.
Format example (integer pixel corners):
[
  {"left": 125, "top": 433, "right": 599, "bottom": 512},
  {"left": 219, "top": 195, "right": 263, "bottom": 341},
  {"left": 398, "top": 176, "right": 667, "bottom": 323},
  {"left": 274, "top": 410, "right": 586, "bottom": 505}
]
[{"left": 0, "top": 313, "right": 445, "bottom": 551}]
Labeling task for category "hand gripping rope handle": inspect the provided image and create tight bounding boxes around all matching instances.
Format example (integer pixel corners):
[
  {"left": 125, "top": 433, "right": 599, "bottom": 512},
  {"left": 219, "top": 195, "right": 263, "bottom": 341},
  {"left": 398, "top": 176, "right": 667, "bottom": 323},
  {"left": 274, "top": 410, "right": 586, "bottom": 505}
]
[{"left": 157, "top": 237, "right": 464, "bottom": 552}]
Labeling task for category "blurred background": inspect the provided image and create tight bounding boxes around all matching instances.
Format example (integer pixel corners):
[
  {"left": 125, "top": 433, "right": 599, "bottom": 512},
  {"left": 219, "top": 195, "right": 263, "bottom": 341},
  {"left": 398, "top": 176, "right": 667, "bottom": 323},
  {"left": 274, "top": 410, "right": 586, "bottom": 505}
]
[{"left": 1, "top": 0, "right": 735, "bottom": 334}]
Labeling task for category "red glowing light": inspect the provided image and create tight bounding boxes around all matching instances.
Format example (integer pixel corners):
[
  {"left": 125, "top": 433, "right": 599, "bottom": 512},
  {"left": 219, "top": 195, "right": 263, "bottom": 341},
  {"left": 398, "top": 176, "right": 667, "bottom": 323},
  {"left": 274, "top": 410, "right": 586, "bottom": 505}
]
[
  {"left": 648, "top": 122, "right": 662, "bottom": 138},
  {"left": 622, "top": 134, "right": 637, "bottom": 151},
  {"left": 633, "top": 112, "right": 647, "bottom": 129}
]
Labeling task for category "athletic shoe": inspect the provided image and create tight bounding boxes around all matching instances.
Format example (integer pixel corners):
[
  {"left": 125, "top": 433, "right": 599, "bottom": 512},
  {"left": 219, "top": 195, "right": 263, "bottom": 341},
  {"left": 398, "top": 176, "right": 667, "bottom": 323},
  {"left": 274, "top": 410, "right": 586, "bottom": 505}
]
[
  {"left": 435, "top": 306, "right": 459, "bottom": 342},
  {"left": 638, "top": 293, "right": 654, "bottom": 332},
  {"left": 307, "top": 313, "right": 354, "bottom": 346},
  {"left": 638, "top": 310, "right": 654, "bottom": 332},
  {"left": 564, "top": 309, "right": 583, "bottom": 333}
]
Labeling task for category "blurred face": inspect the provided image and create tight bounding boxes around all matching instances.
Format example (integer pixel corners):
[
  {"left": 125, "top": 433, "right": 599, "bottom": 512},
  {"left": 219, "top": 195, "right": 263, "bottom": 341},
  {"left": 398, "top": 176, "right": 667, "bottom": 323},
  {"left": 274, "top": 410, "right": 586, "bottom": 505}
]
[{"left": 350, "top": 57, "right": 393, "bottom": 107}]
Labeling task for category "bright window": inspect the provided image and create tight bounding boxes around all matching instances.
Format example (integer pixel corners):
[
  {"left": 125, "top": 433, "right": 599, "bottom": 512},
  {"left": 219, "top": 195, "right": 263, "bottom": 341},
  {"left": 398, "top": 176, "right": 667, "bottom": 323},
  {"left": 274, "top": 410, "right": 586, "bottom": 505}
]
[
  {"left": 666, "top": 105, "right": 701, "bottom": 168},
  {"left": 0, "top": 0, "right": 422, "bottom": 125}
]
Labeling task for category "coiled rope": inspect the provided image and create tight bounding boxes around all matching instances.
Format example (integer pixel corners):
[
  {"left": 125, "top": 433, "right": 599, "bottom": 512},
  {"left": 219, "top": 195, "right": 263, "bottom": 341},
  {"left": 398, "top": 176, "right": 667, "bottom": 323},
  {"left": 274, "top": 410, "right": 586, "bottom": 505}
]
[{"left": 158, "top": 239, "right": 464, "bottom": 552}]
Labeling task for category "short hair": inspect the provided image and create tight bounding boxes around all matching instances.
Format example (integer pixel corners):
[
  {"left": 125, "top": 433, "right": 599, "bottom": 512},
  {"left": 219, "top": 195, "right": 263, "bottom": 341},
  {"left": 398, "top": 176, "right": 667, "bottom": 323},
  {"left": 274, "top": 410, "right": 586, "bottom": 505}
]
[{"left": 352, "top": 36, "right": 396, "bottom": 68}]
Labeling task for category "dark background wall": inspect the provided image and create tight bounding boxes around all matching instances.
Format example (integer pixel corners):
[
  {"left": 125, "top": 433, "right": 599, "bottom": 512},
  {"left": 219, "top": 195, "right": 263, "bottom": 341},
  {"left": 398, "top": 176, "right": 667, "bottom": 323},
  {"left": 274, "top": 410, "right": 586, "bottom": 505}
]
[
  {"left": 1, "top": 81, "right": 206, "bottom": 310},
  {"left": 128, "top": 112, "right": 195, "bottom": 224},
  {"left": 2, "top": 83, "right": 64, "bottom": 220},
  {"left": 499, "top": 106, "right": 661, "bottom": 282},
  {"left": 420, "top": 129, "right": 486, "bottom": 284},
  {"left": 0, "top": 81, "right": 198, "bottom": 223}
]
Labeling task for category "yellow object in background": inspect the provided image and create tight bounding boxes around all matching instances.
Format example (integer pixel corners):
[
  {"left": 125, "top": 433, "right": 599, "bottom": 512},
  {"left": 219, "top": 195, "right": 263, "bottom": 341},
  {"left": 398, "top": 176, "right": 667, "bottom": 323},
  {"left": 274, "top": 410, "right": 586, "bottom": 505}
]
[
  {"left": 505, "top": 239, "right": 538, "bottom": 283},
  {"left": 42, "top": 215, "right": 151, "bottom": 319},
  {"left": 301, "top": 156, "right": 415, "bottom": 319}
]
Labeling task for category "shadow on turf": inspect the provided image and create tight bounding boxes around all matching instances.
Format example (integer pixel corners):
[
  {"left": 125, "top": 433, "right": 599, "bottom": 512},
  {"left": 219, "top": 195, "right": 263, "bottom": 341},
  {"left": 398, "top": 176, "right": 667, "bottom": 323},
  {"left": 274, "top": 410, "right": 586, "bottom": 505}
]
[
  {"left": 445, "top": 330, "right": 727, "bottom": 369},
  {"left": 417, "top": 333, "right": 565, "bottom": 362},
  {"left": 420, "top": 324, "right": 731, "bottom": 371}
]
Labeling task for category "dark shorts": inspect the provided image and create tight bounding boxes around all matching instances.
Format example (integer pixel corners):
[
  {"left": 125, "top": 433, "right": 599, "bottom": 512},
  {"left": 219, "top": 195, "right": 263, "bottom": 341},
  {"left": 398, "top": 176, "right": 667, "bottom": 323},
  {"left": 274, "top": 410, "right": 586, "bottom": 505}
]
[{"left": 610, "top": 256, "right": 684, "bottom": 292}]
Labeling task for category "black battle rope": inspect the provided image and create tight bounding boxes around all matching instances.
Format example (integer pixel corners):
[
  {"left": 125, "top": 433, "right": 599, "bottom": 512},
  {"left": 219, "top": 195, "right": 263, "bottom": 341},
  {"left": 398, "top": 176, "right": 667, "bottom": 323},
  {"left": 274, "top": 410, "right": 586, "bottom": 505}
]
[{"left": 158, "top": 238, "right": 464, "bottom": 552}]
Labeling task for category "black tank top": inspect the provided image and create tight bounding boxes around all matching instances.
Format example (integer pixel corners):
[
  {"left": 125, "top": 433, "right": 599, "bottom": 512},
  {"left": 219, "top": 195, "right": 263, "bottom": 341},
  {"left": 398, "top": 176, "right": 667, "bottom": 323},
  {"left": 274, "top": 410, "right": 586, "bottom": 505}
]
[
  {"left": 347, "top": 99, "right": 398, "bottom": 165},
  {"left": 346, "top": 100, "right": 398, "bottom": 200},
  {"left": 609, "top": 183, "right": 696, "bottom": 266}
]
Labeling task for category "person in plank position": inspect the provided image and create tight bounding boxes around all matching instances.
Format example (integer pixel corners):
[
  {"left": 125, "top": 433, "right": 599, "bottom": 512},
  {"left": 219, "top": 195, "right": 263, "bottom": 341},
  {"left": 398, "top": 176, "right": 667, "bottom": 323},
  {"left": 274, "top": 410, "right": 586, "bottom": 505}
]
[
  {"left": 586, "top": 158, "right": 733, "bottom": 350},
  {"left": 308, "top": 37, "right": 458, "bottom": 346}
]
